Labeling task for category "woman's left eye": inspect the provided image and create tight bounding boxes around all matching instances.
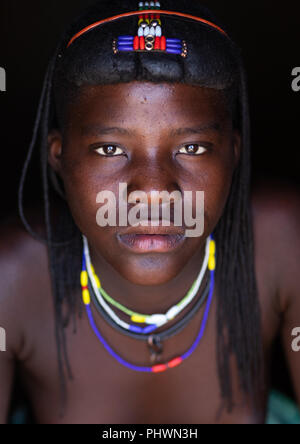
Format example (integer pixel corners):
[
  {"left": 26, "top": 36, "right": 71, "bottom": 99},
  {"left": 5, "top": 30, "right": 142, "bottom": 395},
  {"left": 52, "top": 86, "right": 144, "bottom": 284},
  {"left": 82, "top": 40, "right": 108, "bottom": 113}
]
[
  {"left": 178, "top": 144, "right": 207, "bottom": 155},
  {"left": 94, "top": 145, "right": 124, "bottom": 156}
]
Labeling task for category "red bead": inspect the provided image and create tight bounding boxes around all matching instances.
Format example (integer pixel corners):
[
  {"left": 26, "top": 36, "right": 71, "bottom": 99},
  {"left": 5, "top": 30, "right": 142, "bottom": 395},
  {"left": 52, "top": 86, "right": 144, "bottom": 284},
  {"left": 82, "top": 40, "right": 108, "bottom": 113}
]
[
  {"left": 154, "top": 36, "right": 160, "bottom": 50},
  {"left": 152, "top": 364, "right": 167, "bottom": 373},
  {"left": 139, "top": 36, "right": 145, "bottom": 50},
  {"left": 160, "top": 36, "right": 166, "bottom": 51},
  {"left": 168, "top": 357, "right": 182, "bottom": 368},
  {"left": 155, "top": 13, "right": 160, "bottom": 19},
  {"left": 133, "top": 36, "right": 139, "bottom": 50},
  {"left": 81, "top": 286, "right": 88, "bottom": 290}
]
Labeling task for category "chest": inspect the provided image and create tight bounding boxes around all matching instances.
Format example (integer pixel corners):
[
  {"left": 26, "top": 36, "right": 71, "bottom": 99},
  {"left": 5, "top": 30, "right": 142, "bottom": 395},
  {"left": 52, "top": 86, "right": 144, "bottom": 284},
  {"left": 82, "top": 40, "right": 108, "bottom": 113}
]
[{"left": 21, "top": 294, "right": 269, "bottom": 424}]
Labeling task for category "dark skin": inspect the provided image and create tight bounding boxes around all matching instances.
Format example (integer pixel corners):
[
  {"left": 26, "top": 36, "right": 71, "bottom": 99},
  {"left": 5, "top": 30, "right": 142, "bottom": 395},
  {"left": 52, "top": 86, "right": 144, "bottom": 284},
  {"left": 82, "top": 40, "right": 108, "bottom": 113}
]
[{"left": 0, "top": 82, "right": 300, "bottom": 424}]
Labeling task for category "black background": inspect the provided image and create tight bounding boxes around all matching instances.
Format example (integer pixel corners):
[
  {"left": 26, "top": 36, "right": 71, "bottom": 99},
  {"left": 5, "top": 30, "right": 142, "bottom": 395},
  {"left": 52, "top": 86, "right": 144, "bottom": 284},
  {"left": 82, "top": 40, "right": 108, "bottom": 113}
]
[{"left": 0, "top": 0, "right": 299, "bottom": 417}]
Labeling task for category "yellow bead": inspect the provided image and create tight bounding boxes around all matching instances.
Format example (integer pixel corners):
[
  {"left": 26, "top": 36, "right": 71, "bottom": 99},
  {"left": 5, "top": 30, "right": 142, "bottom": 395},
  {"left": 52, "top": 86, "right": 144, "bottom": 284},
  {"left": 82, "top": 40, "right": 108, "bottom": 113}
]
[
  {"left": 208, "top": 256, "right": 216, "bottom": 271},
  {"left": 209, "top": 240, "right": 216, "bottom": 257},
  {"left": 138, "top": 18, "right": 150, "bottom": 26},
  {"left": 82, "top": 289, "right": 91, "bottom": 305},
  {"left": 90, "top": 264, "right": 95, "bottom": 274},
  {"left": 80, "top": 271, "right": 88, "bottom": 287},
  {"left": 131, "top": 314, "right": 147, "bottom": 324},
  {"left": 94, "top": 275, "right": 101, "bottom": 289}
]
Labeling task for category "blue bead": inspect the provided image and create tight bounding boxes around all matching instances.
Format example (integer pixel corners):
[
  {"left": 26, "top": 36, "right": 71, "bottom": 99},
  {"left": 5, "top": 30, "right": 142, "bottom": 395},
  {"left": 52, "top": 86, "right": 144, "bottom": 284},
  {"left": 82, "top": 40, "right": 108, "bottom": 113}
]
[
  {"left": 129, "top": 325, "right": 143, "bottom": 333},
  {"left": 118, "top": 42, "right": 134, "bottom": 46},
  {"left": 118, "top": 38, "right": 133, "bottom": 43},
  {"left": 166, "top": 38, "right": 182, "bottom": 43},
  {"left": 166, "top": 47, "right": 182, "bottom": 51},
  {"left": 117, "top": 45, "right": 133, "bottom": 51},
  {"left": 166, "top": 44, "right": 182, "bottom": 49},
  {"left": 166, "top": 48, "right": 182, "bottom": 54},
  {"left": 117, "top": 40, "right": 134, "bottom": 45},
  {"left": 143, "top": 325, "right": 157, "bottom": 334},
  {"left": 118, "top": 35, "right": 134, "bottom": 40},
  {"left": 118, "top": 40, "right": 134, "bottom": 44}
]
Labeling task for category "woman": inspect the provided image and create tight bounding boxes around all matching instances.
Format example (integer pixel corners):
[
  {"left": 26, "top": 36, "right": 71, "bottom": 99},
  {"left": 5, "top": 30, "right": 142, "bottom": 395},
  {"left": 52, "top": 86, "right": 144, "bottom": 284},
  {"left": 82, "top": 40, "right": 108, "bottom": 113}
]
[{"left": 1, "top": 0, "right": 300, "bottom": 424}]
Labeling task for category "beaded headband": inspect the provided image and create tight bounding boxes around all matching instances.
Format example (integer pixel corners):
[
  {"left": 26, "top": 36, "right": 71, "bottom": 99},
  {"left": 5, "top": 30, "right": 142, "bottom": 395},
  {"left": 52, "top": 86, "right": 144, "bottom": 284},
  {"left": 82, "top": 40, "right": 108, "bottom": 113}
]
[{"left": 67, "top": 1, "right": 228, "bottom": 59}]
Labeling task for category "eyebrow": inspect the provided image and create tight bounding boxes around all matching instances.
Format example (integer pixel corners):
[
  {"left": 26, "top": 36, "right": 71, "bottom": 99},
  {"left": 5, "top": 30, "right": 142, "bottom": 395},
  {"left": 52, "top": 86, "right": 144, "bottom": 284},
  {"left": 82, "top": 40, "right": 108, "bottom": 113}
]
[
  {"left": 169, "top": 122, "right": 221, "bottom": 136},
  {"left": 81, "top": 126, "right": 129, "bottom": 136},
  {"left": 81, "top": 122, "right": 221, "bottom": 137}
]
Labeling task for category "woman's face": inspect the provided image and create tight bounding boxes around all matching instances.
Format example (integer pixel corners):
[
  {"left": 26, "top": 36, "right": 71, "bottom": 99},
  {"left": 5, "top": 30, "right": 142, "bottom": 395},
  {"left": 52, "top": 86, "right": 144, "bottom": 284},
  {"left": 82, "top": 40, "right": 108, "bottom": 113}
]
[{"left": 49, "top": 81, "right": 240, "bottom": 285}]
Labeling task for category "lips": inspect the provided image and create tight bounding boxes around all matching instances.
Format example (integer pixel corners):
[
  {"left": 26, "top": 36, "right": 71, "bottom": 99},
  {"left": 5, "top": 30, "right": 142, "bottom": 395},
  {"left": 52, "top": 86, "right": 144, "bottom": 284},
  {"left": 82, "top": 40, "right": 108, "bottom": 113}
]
[{"left": 116, "top": 222, "right": 186, "bottom": 253}]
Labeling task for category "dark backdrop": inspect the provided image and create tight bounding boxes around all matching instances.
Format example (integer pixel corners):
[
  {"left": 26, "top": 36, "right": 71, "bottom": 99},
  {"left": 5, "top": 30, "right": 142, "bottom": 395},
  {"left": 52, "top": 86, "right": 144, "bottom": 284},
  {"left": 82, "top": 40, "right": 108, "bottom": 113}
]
[{"left": 0, "top": 0, "right": 299, "bottom": 409}]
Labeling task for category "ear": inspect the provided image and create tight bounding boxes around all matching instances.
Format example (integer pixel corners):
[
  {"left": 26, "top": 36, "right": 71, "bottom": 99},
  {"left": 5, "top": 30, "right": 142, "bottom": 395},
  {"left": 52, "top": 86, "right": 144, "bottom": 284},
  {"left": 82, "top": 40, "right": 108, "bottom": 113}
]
[
  {"left": 233, "top": 129, "right": 241, "bottom": 169},
  {"left": 48, "top": 129, "right": 63, "bottom": 174}
]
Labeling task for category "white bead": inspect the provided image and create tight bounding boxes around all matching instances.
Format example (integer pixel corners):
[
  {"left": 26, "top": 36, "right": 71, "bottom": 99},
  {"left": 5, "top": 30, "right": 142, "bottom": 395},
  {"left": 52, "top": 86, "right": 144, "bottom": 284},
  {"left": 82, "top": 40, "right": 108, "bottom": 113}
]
[
  {"left": 155, "top": 26, "right": 162, "bottom": 37},
  {"left": 150, "top": 1, "right": 155, "bottom": 6},
  {"left": 144, "top": 26, "right": 150, "bottom": 36},
  {"left": 145, "top": 1, "right": 149, "bottom": 6},
  {"left": 155, "top": 1, "right": 160, "bottom": 7},
  {"left": 139, "top": 2, "right": 144, "bottom": 7},
  {"left": 138, "top": 26, "right": 144, "bottom": 37},
  {"left": 147, "top": 314, "right": 167, "bottom": 326},
  {"left": 149, "top": 26, "right": 155, "bottom": 36},
  {"left": 166, "top": 306, "right": 180, "bottom": 321}
]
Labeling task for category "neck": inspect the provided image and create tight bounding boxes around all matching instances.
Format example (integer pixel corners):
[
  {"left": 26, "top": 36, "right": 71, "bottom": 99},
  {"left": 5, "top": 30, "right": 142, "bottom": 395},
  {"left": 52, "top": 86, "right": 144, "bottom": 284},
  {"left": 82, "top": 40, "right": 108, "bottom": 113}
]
[{"left": 88, "top": 242, "right": 207, "bottom": 316}]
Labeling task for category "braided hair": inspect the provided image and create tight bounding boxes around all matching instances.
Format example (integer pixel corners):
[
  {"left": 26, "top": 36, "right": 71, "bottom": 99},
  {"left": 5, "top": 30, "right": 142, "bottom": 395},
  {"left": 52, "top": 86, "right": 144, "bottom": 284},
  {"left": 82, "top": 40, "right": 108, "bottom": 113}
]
[{"left": 18, "top": 0, "right": 264, "bottom": 415}]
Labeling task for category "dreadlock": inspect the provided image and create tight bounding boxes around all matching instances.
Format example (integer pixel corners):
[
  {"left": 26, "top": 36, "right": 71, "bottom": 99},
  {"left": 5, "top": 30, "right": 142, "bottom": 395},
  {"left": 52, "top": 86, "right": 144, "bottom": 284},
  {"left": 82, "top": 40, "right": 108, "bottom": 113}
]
[{"left": 18, "top": 0, "right": 265, "bottom": 415}]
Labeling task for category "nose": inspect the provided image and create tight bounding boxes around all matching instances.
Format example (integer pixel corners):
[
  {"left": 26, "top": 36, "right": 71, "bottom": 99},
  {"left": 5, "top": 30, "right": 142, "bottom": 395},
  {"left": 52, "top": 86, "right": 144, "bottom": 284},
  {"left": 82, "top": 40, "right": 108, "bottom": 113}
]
[
  {"left": 126, "top": 162, "right": 182, "bottom": 205},
  {"left": 119, "top": 158, "right": 182, "bottom": 223}
]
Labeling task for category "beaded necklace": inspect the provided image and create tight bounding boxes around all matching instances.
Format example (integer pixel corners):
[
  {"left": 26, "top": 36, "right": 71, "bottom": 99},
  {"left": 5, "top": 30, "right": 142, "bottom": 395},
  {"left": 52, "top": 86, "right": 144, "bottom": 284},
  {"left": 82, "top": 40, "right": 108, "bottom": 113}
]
[
  {"left": 81, "top": 235, "right": 216, "bottom": 373},
  {"left": 82, "top": 234, "right": 212, "bottom": 333},
  {"left": 89, "top": 272, "right": 210, "bottom": 341},
  {"left": 88, "top": 274, "right": 210, "bottom": 363}
]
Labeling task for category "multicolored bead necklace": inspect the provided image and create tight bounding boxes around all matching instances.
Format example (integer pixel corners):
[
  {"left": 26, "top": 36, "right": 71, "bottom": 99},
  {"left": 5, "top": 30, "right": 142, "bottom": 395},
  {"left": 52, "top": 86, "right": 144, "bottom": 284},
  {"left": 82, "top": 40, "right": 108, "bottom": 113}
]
[
  {"left": 82, "top": 234, "right": 211, "bottom": 333},
  {"left": 88, "top": 274, "right": 210, "bottom": 363},
  {"left": 81, "top": 235, "right": 216, "bottom": 373},
  {"left": 88, "top": 273, "right": 210, "bottom": 342}
]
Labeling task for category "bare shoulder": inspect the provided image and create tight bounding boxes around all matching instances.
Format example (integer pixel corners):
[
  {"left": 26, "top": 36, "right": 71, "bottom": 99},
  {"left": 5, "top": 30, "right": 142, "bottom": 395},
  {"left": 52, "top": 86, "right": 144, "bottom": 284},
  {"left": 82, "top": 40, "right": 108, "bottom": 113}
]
[
  {"left": 251, "top": 181, "right": 300, "bottom": 407},
  {"left": 251, "top": 180, "right": 300, "bottom": 314},
  {"left": 0, "top": 209, "right": 50, "bottom": 358}
]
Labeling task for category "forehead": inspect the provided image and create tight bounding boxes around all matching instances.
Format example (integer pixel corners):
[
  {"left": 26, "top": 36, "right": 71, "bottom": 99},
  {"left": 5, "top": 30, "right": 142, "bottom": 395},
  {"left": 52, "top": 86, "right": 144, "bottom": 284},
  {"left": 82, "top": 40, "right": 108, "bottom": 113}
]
[{"left": 66, "top": 81, "right": 230, "bottom": 129}]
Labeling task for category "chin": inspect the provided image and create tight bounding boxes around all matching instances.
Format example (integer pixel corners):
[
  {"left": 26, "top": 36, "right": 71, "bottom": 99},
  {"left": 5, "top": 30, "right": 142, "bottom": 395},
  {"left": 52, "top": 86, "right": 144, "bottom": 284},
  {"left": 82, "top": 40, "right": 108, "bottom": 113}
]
[{"left": 115, "top": 254, "right": 185, "bottom": 286}]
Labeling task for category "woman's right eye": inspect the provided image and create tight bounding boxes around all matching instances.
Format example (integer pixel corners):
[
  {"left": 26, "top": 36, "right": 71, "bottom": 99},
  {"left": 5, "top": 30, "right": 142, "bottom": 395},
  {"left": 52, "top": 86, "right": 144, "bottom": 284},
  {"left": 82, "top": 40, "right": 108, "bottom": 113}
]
[{"left": 94, "top": 145, "right": 124, "bottom": 156}]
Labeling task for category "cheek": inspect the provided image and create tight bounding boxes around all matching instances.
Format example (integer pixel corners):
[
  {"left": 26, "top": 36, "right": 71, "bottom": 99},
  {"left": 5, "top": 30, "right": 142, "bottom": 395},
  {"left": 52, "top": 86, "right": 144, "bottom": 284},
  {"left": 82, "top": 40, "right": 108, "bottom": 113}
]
[
  {"left": 60, "top": 154, "right": 122, "bottom": 234},
  {"left": 204, "top": 164, "right": 234, "bottom": 230},
  {"left": 185, "top": 153, "right": 235, "bottom": 233}
]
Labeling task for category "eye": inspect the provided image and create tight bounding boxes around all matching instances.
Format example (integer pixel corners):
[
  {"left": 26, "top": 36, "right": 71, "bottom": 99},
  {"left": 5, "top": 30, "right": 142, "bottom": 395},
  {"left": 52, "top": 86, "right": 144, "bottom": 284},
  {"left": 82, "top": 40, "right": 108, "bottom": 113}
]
[
  {"left": 94, "top": 144, "right": 124, "bottom": 156},
  {"left": 178, "top": 144, "right": 207, "bottom": 155}
]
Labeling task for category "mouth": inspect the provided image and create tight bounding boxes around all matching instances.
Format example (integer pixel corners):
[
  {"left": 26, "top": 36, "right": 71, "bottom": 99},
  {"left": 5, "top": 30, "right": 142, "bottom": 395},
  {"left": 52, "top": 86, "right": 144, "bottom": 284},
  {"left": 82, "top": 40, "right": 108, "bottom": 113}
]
[{"left": 116, "top": 224, "right": 186, "bottom": 253}]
